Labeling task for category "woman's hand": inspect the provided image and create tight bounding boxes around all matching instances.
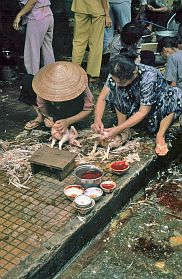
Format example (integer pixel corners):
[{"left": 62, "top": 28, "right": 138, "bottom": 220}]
[
  {"left": 91, "top": 120, "right": 104, "bottom": 134},
  {"left": 44, "top": 117, "right": 54, "bottom": 128},
  {"left": 13, "top": 14, "right": 21, "bottom": 30},
  {"left": 147, "top": 5, "right": 156, "bottom": 12},
  {"left": 105, "top": 15, "right": 112, "bottom": 28},
  {"left": 102, "top": 126, "right": 120, "bottom": 140},
  {"left": 53, "top": 119, "right": 69, "bottom": 134}
]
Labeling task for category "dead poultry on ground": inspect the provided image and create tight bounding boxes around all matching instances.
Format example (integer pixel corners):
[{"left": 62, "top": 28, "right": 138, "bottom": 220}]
[
  {"left": 90, "top": 128, "right": 136, "bottom": 160},
  {"left": 50, "top": 125, "right": 82, "bottom": 149}
]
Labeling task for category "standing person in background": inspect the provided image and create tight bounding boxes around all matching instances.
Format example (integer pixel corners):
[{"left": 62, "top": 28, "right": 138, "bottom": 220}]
[
  {"left": 71, "top": 0, "right": 112, "bottom": 83},
  {"left": 132, "top": 0, "right": 148, "bottom": 21},
  {"left": 64, "top": 0, "right": 74, "bottom": 28},
  {"left": 136, "top": 0, "right": 171, "bottom": 30},
  {"left": 103, "top": 0, "right": 131, "bottom": 54},
  {"left": 146, "top": 0, "right": 170, "bottom": 30},
  {"left": 13, "top": 0, "right": 55, "bottom": 130}
]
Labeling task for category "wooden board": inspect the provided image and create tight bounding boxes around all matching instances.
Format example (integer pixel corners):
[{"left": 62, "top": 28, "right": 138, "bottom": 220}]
[{"left": 29, "top": 146, "right": 77, "bottom": 180}]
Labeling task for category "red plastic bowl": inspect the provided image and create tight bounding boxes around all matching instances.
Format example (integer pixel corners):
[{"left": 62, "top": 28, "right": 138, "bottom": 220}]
[{"left": 110, "top": 161, "right": 129, "bottom": 174}]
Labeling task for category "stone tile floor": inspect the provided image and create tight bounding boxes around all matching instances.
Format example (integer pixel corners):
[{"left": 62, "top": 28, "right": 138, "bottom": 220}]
[
  {"left": 0, "top": 171, "right": 74, "bottom": 278},
  {"left": 0, "top": 159, "right": 127, "bottom": 278}
]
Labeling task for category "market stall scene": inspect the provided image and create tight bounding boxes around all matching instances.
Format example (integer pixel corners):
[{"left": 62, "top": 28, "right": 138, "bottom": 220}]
[{"left": 0, "top": 0, "right": 182, "bottom": 278}]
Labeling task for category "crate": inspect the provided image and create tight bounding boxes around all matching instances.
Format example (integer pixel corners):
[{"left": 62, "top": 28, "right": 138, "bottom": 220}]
[{"left": 29, "top": 146, "right": 77, "bottom": 181}]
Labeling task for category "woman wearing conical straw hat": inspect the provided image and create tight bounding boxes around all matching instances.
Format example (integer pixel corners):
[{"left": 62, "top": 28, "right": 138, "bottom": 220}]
[{"left": 32, "top": 61, "right": 94, "bottom": 133}]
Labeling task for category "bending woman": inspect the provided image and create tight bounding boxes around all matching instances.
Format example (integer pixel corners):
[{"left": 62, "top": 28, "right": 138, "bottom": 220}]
[
  {"left": 32, "top": 61, "right": 94, "bottom": 133},
  {"left": 91, "top": 53, "right": 182, "bottom": 156}
]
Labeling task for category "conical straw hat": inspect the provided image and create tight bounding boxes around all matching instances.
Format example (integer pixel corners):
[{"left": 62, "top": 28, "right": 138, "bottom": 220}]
[{"left": 32, "top": 61, "right": 88, "bottom": 102}]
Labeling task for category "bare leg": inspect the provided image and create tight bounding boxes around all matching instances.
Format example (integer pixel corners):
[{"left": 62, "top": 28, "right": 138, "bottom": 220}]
[
  {"left": 32, "top": 106, "right": 44, "bottom": 122},
  {"left": 116, "top": 108, "right": 127, "bottom": 125},
  {"left": 155, "top": 113, "right": 174, "bottom": 156},
  {"left": 24, "top": 106, "right": 44, "bottom": 130}
]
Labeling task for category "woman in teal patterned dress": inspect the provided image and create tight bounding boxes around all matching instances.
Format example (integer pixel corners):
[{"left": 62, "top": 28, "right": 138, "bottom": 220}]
[{"left": 91, "top": 53, "right": 182, "bottom": 156}]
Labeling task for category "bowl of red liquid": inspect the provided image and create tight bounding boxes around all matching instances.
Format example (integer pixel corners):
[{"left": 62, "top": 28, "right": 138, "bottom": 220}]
[
  {"left": 110, "top": 161, "right": 129, "bottom": 174},
  {"left": 74, "top": 164, "right": 103, "bottom": 188},
  {"left": 100, "top": 181, "right": 117, "bottom": 193}
]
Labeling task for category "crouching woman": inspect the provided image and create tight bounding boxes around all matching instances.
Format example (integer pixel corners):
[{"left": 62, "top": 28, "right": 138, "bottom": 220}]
[
  {"left": 91, "top": 53, "right": 182, "bottom": 156},
  {"left": 32, "top": 61, "right": 94, "bottom": 133}
]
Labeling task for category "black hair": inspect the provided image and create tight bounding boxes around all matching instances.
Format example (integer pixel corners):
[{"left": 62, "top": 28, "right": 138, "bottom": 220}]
[
  {"left": 157, "top": 36, "right": 178, "bottom": 53},
  {"left": 120, "top": 21, "right": 144, "bottom": 46},
  {"left": 110, "top": 53, "right": 137, "bottom": 80},
  {"left": 175, "top": 6, "right": 182, "bottom": 24},
  {"left": 120, "top": 47, "right": 139, "bottom": 60}
]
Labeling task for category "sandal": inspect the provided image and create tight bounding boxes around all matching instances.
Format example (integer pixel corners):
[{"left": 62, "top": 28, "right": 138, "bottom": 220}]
[
  {"left": 155, "top": 144, "right": 169, "bottom": 156},
  {"left": 24, "top": 120, "right": 43, "bottom": 130}
]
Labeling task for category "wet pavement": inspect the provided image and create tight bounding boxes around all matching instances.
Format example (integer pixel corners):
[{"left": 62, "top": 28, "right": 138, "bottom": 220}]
[{"left": 55, "top": 161, "right": 182, "bottom": 279}]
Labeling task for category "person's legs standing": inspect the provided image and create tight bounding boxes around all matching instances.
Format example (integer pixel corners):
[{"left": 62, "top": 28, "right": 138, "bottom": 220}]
[
  {"left": 103, "top": 4, "right": 115, "bottom": 52},
  {"left": 24, "top": 20, "right": 41, "bottom": 75},
  {"left": 72, "top": 13, "right": 91, "bottom": 65},
  {"left": 87, "top": 15, "right": 105, "bottom": 78},
  {"left": 41, "top": 15, "right": 55, "bottom": 65},
  {"left": 64, "top": 0, "right": 74, "bottom": 20},
  {"left": 115, "top": 1, "right": 131, "bottom": 29},
  {"left": 24, "top": 19, "right": 53, "bottom": 129}
]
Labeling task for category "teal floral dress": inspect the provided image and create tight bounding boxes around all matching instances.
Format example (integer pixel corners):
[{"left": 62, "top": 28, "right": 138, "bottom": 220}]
[{"left": 106, "top": 64, "right": 182, "bottom": 132}]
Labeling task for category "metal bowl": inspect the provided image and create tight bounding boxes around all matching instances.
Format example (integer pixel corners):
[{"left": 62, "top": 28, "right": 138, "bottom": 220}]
[
  {"left": 74, "top": 194, "right": 93, "bottom": 208},
  {"left": 64, "top": 185, "right": 84, "bottom": 200},
  {"left": 73, "top": 198, "right": 95, "bottom": 215},
  {"left": 155, "top": 30, "right": 178, "bottom": 42},
  {"left": 74, "top": 164, "right": 103, "bottom": 188},
  {"left": 84, "top": 187, "right": 103, "bottom": 201},
  {"left": 141, "top": 32, "right": 154, "bottom": 43}
]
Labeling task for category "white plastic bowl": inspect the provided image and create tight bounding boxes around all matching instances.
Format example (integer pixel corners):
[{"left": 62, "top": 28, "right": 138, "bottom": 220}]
[
  {"left": 84, "top": 187, "right": 103, "bottom": 201},
  {"left": 74, "top": 194, "right": 93, "bottom": 208},
  {"left": 73, "top": 199, "right": 95, "bottom": 215}
]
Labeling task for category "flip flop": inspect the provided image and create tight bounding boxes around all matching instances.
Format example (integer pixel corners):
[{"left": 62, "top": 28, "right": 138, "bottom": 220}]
[
  {"left": 155, "top": 144, "right": 169, "bottom": 156},
  {"left": 24, "top": 120, "right": 43, "bottom": 130}
]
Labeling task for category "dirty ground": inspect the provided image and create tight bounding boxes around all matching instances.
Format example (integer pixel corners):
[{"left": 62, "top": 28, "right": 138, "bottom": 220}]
[
  {"left": 0, "top": 76, "right": 181, "bottom": 279},
  {"left": 0, "top": 13, "right": 182, "bottom": 276},
  {"left": 55, "top": 158, "right": 182, "bottom": 279}
]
